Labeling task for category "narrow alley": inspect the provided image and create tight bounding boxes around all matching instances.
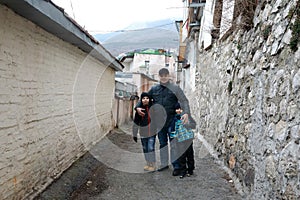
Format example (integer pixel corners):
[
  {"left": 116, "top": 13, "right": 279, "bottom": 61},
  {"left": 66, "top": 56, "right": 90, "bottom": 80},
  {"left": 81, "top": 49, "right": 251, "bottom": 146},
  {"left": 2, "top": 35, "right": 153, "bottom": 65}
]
[
  {"left": 36, "top": 122, "right": 242, "bottom": 200},
  {"left": 2, "top": 0, "right": 299, "bottom": 199}
]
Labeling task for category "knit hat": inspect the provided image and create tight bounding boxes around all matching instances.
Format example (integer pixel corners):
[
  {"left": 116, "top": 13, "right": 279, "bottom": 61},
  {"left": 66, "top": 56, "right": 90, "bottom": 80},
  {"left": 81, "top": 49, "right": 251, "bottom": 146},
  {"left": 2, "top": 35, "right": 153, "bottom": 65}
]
[
  {"left": 140, "top": 92, "right": 151, "bottom": 99},
  {"left": 174, "top": 102, "right": 181, "bottom": 109}
]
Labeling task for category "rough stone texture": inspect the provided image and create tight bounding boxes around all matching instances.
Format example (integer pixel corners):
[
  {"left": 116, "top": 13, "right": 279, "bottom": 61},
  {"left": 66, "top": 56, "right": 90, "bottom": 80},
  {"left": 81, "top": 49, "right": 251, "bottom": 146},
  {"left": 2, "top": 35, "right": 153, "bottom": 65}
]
[
  {"left": 0, "top": 5, "right": 115, "bottom": 200},
  {"left": 189, "top": 0, "right": 300, "bottom": 199}
]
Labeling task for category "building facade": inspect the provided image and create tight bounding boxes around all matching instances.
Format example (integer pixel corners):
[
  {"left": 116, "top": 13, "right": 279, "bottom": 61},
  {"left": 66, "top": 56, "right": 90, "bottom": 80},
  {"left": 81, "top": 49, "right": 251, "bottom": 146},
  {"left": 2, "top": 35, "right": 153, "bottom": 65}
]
[{"left": 118, "top": 48, "right": 177, "bottom": 82}]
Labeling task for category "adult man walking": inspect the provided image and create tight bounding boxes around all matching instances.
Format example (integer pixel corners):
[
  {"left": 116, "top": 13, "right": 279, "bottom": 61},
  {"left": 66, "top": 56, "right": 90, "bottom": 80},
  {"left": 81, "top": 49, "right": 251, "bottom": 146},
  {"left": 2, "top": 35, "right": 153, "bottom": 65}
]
[{"left": 136, "top": 68, "right": 190, "bottom": 175}]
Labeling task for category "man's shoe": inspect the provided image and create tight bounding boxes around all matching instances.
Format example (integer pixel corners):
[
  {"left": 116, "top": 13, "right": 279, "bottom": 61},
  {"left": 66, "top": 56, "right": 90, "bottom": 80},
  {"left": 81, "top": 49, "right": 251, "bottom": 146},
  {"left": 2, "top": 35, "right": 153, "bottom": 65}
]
[
  {"left": 157, "top": 165, "right": 169, "bottom": 171},
  {"left": 172, "top": 169, "right": 181, "bottom": 176}
]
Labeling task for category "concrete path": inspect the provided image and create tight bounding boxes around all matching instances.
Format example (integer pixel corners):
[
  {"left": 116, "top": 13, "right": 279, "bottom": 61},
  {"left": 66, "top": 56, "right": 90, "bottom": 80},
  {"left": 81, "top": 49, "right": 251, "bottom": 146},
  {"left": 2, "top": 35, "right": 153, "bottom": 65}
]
[{"left": 36, "top": 123, "right": 242, "bottom": 200}]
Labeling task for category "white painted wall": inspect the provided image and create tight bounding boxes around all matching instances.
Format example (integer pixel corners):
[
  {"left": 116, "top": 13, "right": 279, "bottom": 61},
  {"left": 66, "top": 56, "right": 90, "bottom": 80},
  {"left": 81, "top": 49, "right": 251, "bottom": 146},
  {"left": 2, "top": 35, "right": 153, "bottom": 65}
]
[
  {"left": 198, "top": 0, "right": 216, "bottom": 49},
  {"left": 219, "top": 0, "right": 235, "bottom": 38},
  {"left": 0, "top": 5, "right": 115, "bottom": 199},
  {"left": 182, "top": 0, "right": 190, "bottom": 42},
  {"left": 130, "top": 53, "right": 176, "bottom": 81}
]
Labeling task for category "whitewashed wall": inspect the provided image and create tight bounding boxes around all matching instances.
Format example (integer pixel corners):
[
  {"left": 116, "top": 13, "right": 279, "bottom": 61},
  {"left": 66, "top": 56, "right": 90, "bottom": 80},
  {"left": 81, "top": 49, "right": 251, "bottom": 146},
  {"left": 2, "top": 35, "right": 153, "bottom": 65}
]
[{"left": 0, "top": 5, "right": 115, "bottom": 199}]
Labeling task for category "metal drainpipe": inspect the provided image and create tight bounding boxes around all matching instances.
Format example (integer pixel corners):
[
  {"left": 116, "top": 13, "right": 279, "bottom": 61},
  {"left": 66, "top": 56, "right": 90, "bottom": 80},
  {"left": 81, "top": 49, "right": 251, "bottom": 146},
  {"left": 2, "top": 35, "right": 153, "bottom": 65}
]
[{"left": 116, "top": 97, "right": 119, "bottom": 128}]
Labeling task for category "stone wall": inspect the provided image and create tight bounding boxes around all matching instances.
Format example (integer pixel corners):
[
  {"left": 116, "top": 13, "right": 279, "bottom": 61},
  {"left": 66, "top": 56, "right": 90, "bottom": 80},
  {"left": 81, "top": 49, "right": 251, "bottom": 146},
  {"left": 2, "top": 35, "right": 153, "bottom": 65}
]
[
  {"left": 0, "top": 5, "right": 115, "bottom": 199},
  {"left": 190, "top": 0, "right": 300, "bottom": 199}
]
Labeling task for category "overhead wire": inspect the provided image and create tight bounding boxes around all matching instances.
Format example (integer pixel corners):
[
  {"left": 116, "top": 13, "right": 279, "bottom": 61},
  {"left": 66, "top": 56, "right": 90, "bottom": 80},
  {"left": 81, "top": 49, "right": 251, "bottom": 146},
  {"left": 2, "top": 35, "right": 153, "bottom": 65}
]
[
  {"left": 63, "top": 0, "right": 180, "bottom": 34},
  {"left": 88, "top": 22, "right": 177, "bottom": 34}
]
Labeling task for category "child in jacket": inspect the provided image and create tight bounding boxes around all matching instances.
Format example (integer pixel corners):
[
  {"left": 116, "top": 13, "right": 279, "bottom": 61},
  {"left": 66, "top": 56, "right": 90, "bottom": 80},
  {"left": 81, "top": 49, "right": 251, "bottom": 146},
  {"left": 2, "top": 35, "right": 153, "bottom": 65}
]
[
  {"left": 169, "top": 102, "right": 196, "bottom": 178},
  {"left": 132, "top": 92, "right": 156, "bottom": 171}
]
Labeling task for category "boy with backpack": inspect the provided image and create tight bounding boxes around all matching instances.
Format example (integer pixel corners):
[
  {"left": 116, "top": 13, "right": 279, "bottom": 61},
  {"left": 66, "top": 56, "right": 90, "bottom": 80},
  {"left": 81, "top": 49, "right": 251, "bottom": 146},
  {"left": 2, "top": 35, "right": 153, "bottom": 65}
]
[{"left": 169, "top": 102, "right": 196, "bottom": 178}]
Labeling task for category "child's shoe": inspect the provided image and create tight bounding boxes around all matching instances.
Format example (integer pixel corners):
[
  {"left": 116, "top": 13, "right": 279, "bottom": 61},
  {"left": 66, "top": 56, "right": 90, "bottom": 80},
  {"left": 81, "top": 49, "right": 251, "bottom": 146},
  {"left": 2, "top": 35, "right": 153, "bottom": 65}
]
[
  {"left": 179, "top": 173, "right": 186, "bottom": 179},
  {"left": 146, "top": 162, "right": 156, "bottom": 172},
  {"left": 186, "top": 170, "right": 193, "bottom": 177},
  {"left": 179, "top": 170, "right": 186, "bottom": 179},
  {"left": 144, "top": 162, "right": 150, "bottom": 170}
]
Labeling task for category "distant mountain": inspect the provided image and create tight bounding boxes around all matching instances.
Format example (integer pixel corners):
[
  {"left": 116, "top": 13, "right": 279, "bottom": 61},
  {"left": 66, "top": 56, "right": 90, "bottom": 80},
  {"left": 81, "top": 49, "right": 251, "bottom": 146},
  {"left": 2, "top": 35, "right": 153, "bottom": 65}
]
[
  {"left": 93, "top": 18, "right": 180, "bottom": 57},
  {"left": 94, "top": 32, "right": 122, "bottom": 43}
]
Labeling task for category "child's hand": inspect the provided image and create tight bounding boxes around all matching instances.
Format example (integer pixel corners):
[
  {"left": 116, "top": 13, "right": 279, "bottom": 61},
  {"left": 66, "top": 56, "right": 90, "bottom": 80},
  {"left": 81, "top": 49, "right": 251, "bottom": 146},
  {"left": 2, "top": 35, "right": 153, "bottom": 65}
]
[
  {"left": 136, "top": 108, "right": 145, "bottom": 117},
  {"left": 181, "top": 114, "right": 189, "bottom": 124},
  {"left": 133, "top": 136, "right": 138, "bottom": 143}
]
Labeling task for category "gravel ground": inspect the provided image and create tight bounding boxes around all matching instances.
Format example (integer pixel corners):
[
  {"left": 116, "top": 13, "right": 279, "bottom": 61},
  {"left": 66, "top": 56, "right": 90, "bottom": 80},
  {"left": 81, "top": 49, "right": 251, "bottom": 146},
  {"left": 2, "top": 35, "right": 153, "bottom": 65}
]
[{"left": 36, "top": 123, "right": 243, "bottom": 200}]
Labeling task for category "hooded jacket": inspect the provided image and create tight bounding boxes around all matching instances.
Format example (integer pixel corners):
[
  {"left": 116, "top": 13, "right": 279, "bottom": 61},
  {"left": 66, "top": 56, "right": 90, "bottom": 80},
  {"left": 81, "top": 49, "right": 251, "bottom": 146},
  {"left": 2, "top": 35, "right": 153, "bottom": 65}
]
[{"left": 132, "top": 93, "right": 156, "bottom": 138}]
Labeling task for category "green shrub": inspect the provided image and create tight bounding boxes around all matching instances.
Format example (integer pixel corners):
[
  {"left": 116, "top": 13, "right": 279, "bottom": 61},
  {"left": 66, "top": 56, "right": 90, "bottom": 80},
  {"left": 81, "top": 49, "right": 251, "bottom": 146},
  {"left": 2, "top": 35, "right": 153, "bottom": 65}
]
[
  {"left": 289, "top": 0, "right": 300, "bottom": 52},
  {"left": 262, "top": 25, "right": 272, "bottom": 40}
]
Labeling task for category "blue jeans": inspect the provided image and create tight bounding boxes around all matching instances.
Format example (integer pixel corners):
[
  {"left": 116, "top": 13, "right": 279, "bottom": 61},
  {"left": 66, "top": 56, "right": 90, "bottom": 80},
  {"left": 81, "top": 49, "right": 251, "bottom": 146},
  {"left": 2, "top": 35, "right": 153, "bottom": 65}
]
[
  {"left": 141, "top": 135, "right": 156, "bottom": 163},
  {"left": 158, "top": 126, "right": 180, "bottom": 169}
]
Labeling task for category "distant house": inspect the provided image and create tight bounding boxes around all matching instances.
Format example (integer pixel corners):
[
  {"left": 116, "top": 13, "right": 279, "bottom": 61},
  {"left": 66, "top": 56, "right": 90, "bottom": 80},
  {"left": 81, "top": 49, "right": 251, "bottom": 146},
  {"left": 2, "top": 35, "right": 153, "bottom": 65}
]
[
  {"left": 179, "top": 0, "right": 212, "bottom": 95},
  {"left": 113, "top": 80, "right": 138, "bottom": 126},
  {"left": 179, "top": 0, "right": 258, "bottom": 95},
  {"left": 117, "top": 48, "right": 177, "bottom": 82},
  {"left": 113, "top": 72, "right": 157, "bottom": 128},
  {"left": 0, "top": 0, "right": 123, "bottom": 199},
  {"left": 115, "top": 71, "right": 157, "bottom": 97},
  {"left": 175, "top": 20, "right": 187, "bottom": 90}
]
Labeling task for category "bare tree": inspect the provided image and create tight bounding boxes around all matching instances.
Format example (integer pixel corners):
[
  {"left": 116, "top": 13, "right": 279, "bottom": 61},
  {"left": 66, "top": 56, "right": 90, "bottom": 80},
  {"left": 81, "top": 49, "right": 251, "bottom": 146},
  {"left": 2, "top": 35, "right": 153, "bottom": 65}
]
[{"left": 233, "top": 0, "right": 258, "bottom": 30}]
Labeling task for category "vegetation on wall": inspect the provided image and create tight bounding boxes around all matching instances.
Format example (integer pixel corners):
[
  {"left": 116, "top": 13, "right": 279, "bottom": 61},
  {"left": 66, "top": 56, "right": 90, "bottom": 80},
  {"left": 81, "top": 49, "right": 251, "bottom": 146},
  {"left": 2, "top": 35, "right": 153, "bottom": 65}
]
[
  {"left": 289, "top": 0, "right": 300, "bottom": 52},
  {"left": 219, "top": 0, "right": 258, "bottom": 41},
  {"left": 262, "top": 25, "right": 272, "bottom": 41},
  {"left": 212, "top": 0, "right": 223, "bottom": 39}
]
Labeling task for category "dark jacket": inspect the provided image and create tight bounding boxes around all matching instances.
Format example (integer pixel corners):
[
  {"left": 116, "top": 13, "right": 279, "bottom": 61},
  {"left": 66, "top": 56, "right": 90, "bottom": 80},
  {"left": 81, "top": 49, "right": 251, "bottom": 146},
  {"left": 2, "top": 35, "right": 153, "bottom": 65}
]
[
  {"left": 169, "top": 114, "right": 182, "bottom": 133},
  {"left": 133, "top": 104, "right": 156, "bottom": 138},
  {"left": 136, "top": 81, "right": 190, "bottom": 128}
]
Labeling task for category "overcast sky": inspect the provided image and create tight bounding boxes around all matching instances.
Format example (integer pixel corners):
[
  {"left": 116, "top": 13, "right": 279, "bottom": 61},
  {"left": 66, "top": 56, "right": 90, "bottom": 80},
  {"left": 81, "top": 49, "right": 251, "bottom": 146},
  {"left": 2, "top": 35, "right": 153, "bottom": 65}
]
[{"left": 52, "top": 0, "right": 184, "bottom": 34}]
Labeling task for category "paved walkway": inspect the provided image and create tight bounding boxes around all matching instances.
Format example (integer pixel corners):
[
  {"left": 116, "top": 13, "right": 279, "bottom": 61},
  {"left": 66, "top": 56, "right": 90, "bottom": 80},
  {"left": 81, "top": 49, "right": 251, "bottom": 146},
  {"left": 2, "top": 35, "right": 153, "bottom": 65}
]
[{"left": 36, "top": 122, "right": 243, "bottom": 200}]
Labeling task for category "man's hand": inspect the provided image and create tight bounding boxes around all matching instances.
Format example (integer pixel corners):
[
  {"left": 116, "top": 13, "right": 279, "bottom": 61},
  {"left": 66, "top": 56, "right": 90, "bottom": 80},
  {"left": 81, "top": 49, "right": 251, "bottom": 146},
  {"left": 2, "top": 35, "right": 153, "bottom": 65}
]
[
  {"left": 136, "top": 107, "right": 145, "bottom": 117},
  {"left": 181, "top": 114, "right": 189, "bottom": 124}
]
